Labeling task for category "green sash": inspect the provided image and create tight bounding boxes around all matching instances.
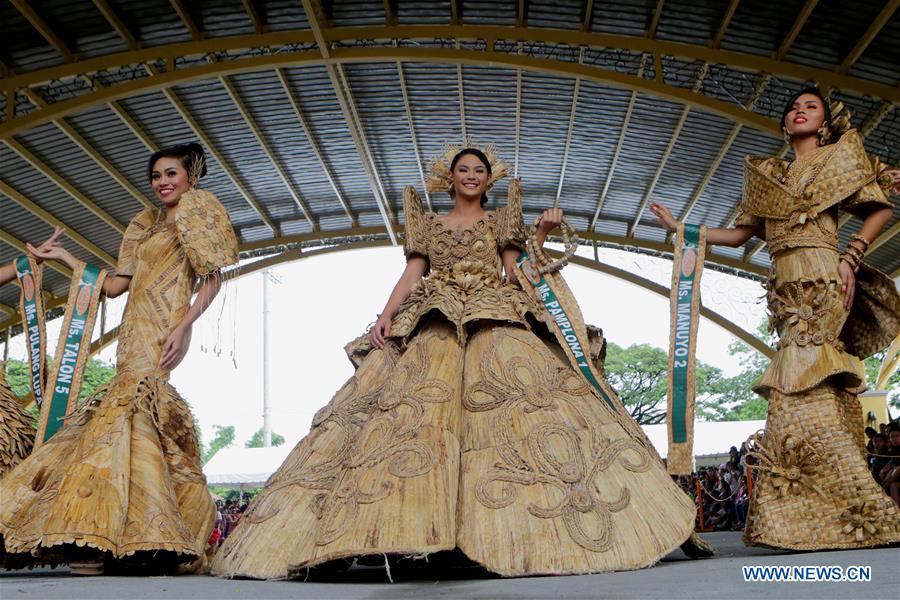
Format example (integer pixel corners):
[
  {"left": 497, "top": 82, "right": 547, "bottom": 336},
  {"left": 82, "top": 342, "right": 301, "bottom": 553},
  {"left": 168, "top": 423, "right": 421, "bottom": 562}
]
[
  {"left": 515, "top": 250, "right": 621, "bottom": 412},
  {"left": 35, "top": 262, "right": 106, "bottom": 446},
  {"left": 666, "top": 222, "right": 707, "bottom": 475},
  {"left": 15, "top": 256, "right": 47, "bottom": 408}
]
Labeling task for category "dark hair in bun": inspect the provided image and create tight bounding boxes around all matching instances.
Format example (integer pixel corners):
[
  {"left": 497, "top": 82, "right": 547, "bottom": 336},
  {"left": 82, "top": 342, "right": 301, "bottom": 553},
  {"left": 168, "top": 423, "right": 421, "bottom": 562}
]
[{"left": 147, "top": 142, "right": 207, "bottom": 183}]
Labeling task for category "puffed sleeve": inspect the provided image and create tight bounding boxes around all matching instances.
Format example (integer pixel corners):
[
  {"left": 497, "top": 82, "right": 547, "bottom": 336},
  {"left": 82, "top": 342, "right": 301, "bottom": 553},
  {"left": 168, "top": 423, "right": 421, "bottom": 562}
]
[
  {"left": 841, "top": 156, "right": 895, "bottom": 220},
  {"left": 116, "top": 208, "right": 157, "bottom": 277},
  {"left": 174, "top": 188, "right": 239, "bottom": 277},
  {"left": 402, "top": 186, "right": 428, "bottom": 259},
  {"left": 496, "top": 178, "right": 527, "bottom": 251}
]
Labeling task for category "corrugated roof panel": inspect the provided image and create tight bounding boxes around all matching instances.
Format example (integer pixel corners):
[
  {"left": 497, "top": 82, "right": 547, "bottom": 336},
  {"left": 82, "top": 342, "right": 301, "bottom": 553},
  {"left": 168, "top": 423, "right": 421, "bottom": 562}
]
[
  {"left": 281, "top": 66, "right": 374, "bottom": 220},
  {"left": 226, "top": 70, "right": 349, "bottom": 222},
  {"left": 645, "top": 109, "right": 736, "bottom": 226},
  {"left": 561, "top": 83, "right": 634, "bottom": 223},
  {"left": 599, "top": 93, "right": 686, "bottom": 224},
  {"left": 517, "top": 71, "right": 578, "bottom": 215},
  {"left": 172, "top": 78, "right": 306, "bottom": 225},
  {"left": 199, "top": 0, "right": 257, "bottom": 38},
  {"left": 526, "top": 0, "right": 586, "bottom": 30},
  {"left": 849, "top": 16, "right": 900, "bottom": 87},
  {"left": 343, "top": 62, "right": 421, "bottom": 217},
  {"left": 655, "top": 0, "right": 722, "bottom": 46},
  {"left": 720, "top": 0, "right": 807, "bottom": 58},
  {"left": 264, "top": 0, "right": 310, "bottom": 30},
  {"left": 786, "top": 0, "right": 886, "bottom": 70},
  {"left": 0, "top": 191, "right": 101, "bottom": 270},
  {"left": 63, "top": 104, "right": 158, "bottom": 206},
  {"left": 114, "top": 0, "right": 195, "bottom": 48},
  {"left": 330, "top": 0, "right": 387, "bottom": 27},
  {"left": 589, "top": 0, "right": 650, "bottom": 36},
  {"left": 461, "top": 0, "right": 518, "bottom": 26},
  {"left": 397, "top": 0, "right": 452, "bottom": 25},
  {"left": 402, "top": 61, "right": 465, "bottom": 213}
]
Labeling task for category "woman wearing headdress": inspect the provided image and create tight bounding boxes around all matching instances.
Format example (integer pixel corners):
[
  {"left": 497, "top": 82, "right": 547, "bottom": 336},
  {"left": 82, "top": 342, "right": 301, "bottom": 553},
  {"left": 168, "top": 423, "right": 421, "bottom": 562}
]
[
  {"left": 212, "top": 144, "right": 698, "bottom": 580},
  {"left": 0, "top": 143, "right": 239, "bottom": 573},
  {"left": 0, "top": 228, "right": 66, "bottom": 479},
  {"left": 651, "top": 88, "right": 900, "bottom": 550}
]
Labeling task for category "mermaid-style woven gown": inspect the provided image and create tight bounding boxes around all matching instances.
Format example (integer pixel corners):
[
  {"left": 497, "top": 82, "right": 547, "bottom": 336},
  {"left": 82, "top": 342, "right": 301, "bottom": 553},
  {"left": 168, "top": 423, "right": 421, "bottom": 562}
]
[
  {"left": 737, "top": 130, "right": 900, "bottom": 550},
  {"left": 0, "top": 190, "right": 238, "bottom": 566},
  {"left": 212, "top": 185, "right": 695, "bottom": 579}
]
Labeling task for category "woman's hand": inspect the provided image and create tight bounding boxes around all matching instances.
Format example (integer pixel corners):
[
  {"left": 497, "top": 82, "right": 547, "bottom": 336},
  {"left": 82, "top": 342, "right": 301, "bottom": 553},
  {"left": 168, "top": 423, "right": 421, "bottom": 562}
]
[
  {"left": 537, "top": 208, "right": 564, "bottom": 234},
  {"left": 837, "top": 259, "right": 856, "bottom": 310},
  {"left": 650, "top": 202, "right": 679, "bottom": 233},
  {"left": 26, "top": 236, "right": 80, "bottom": 271},
  {"left": 370, "top": 313, "right": 393, "bottom": 349},
  {"left": 31, "top": 227, "right": 66, "bottom": 259},
  {"left": 886, "top": 169, "right": 900, "bottom": 195},
  {"left": 160, "top": 324, "right": 191, "bottom": 370}
]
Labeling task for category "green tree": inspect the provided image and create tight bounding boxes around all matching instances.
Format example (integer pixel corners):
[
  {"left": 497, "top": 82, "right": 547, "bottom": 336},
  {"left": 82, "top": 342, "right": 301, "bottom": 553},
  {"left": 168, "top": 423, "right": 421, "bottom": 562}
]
[
  {"left": 604, "top": 342, "right": 726, "bottom": 424},
  {"left": 6, "top": 357, "right": 115, "bottom": 399},
  {"left": 6, "top": 357, "right": 117, "bottom": 426},
  {"left": 695, "top": 321, "right": 776, "bottom": 422},
  {"left": 245, "top": 428, "right": 285, "bottom": 448},
  {"left": 202, "top": 424, "right": 235, "bottom": 464}
]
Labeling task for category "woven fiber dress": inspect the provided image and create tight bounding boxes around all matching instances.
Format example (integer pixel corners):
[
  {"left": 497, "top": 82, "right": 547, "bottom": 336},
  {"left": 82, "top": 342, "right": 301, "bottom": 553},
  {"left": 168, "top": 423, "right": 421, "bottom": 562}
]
[
  {"left": 736, "top": 129, "right": 900, "bottom": 550},
  {"left": 211, "top": 184, "right": 695, "bottom": 579},
  {"left": 0, "top": 189, "right": 238, "bottom": 567},
  {"left": 0, "top": 369, "right": 33, "bottom": 479}
]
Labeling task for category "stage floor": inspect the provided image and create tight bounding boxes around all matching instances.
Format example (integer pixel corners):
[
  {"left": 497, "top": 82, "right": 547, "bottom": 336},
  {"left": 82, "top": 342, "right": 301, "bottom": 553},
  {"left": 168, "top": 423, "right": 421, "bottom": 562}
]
[{"left": 2, "top": 532, "right": 897, "bottom": 599}]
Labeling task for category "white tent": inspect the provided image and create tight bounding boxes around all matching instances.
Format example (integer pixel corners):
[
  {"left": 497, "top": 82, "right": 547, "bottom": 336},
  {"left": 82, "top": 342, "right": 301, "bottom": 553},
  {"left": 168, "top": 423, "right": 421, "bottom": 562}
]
[
  {"left": 203, "top": 445, "right": 292, "bottom": 489},
  {"left": 202, "top": 421, "right": 766, "bottom": 489}
]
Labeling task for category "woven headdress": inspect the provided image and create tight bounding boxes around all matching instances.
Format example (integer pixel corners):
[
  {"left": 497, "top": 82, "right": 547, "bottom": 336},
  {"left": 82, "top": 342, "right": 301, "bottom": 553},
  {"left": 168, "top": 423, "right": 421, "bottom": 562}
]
[
  {"left": 427, "top": 141, "right": 508, "bottom": 194},
  {"left": 827, "top": 98, "right": 852, "bottom": 139}
]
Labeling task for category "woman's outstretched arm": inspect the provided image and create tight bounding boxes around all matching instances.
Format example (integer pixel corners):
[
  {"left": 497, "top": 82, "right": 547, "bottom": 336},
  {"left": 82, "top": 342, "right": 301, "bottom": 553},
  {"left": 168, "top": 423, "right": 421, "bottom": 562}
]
[
  {"left": 370, "top": 255, "right": 428, "bottom": 349},
  {"left": 650, "top": 202, "right": 757, "bottom": 247}
]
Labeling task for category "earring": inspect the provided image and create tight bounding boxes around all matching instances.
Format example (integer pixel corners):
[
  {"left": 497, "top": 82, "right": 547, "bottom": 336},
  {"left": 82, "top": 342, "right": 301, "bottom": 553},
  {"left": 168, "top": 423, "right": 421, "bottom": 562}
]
[
  {"left": 782, "top": 126, "right": 792, "bottom": 144},
  {"left": 817, "top": 122, "right": 831, "bottom": 146}
]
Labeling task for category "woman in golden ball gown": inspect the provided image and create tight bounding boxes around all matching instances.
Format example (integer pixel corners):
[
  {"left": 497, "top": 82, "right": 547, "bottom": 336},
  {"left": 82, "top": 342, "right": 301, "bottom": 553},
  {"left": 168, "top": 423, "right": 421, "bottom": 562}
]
[{"left": 212, "top": 146, "right": 697, "bottom": 580}]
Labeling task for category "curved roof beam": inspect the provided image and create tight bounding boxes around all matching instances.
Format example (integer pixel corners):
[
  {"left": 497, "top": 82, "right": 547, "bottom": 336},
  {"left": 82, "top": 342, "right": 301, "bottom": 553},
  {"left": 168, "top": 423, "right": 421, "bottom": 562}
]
[
  {"left": 0, "top": 46, "right": 786, "bottom": 144},
  {"left": 2, "top": 26, "right": 897, "bottom": 130},
  {"left": 0, "top": 25, "right": 892, "bottom": 98}
]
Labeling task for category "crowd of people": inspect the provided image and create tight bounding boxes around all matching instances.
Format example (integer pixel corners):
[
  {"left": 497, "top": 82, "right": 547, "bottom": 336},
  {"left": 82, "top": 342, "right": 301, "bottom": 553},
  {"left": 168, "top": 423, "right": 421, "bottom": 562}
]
[
  {"left": 208, "top": 500, "right": 248, "bottom": 547},
  {"left": 676, "top": 420, "right": 900, "bottom": 533},
  {"left": 865, "top": 421, "right": 900, "bottom": 507},
  {"left": 675, "top": 445, "right": 751, "bottom": 532}
]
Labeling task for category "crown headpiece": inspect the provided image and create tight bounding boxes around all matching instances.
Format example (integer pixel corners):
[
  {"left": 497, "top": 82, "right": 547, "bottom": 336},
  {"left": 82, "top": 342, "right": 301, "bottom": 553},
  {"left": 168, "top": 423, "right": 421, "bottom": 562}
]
[{"left": 427, "top": 141, "right": 508, "bottom": 194}]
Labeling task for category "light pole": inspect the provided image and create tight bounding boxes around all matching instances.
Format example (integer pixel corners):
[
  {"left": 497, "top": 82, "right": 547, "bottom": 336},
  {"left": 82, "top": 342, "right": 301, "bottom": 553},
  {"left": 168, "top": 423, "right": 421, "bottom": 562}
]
[{"left": 261, "top": 269, "right": 281, "bottom": 447}]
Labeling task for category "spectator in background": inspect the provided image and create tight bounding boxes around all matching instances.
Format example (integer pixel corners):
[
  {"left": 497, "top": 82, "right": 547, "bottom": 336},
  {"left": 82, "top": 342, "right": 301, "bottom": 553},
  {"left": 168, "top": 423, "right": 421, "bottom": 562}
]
[
  {"left": 870, "top": 434, "right": 891, "bottom": 485},
  {"left": 879, "top": 425, "right": 900, "bottom": 506},
  {"left": 865, "top": 426, "right": 878, "bottom": 455}
]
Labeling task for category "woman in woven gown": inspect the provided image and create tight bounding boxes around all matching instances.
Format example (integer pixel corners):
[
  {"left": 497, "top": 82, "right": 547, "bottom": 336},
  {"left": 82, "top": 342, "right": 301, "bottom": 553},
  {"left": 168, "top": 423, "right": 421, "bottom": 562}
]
[
  {"left": 0, "top": 228, "right": 68, "bottom": 478},
  {"left": 651, "top": 88, "right": 900, "bottom": 550},
  {"left": 0, "top": 143, "right": 239, "bottom": 573},
  {"left": 212, "top": 145, "right": 696, "bottom": 580}
]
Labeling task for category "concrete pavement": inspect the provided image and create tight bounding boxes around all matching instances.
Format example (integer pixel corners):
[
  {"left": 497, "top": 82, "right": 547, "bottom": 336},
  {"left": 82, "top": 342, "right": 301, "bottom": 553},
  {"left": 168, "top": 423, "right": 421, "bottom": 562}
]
[{"left": 2, "top": 532, "right": 897, "bottom": 599}]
